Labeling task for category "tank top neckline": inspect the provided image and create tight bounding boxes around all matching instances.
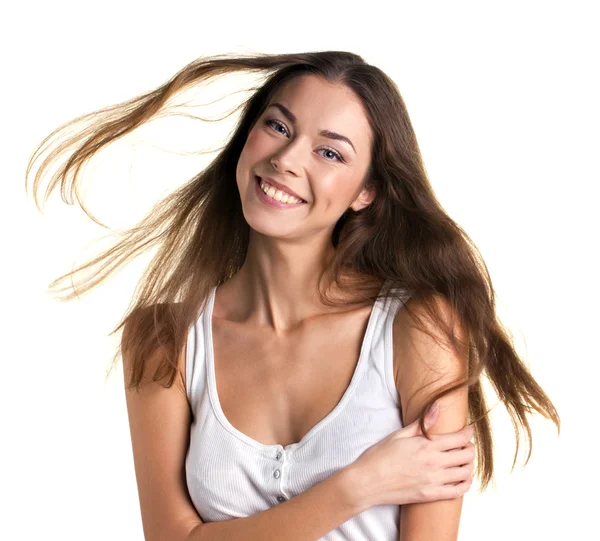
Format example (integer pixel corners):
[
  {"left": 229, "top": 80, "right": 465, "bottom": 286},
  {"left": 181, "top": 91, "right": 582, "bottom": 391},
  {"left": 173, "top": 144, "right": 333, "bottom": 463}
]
[{"left": 204, "top": 281, "right": 387, "bottom": 453}]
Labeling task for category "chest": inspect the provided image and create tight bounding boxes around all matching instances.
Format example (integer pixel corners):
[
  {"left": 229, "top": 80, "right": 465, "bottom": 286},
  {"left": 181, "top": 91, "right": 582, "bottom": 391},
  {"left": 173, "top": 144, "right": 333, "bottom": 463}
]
[{"left": 211, "top": 305, "right": 390, "bottom": 448}]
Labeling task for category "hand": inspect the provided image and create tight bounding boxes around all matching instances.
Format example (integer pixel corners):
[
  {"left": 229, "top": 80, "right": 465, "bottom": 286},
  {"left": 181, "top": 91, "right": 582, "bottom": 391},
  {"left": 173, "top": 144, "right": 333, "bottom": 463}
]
[{"left": 346, "top": 403, "right": 475, "bottom": 509}]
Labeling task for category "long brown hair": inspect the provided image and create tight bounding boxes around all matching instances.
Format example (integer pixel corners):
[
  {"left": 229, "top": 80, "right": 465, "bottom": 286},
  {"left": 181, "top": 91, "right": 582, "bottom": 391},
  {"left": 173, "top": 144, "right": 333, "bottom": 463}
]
[{"left": 25, "top": 50, "right": 560, "bottom": 491}]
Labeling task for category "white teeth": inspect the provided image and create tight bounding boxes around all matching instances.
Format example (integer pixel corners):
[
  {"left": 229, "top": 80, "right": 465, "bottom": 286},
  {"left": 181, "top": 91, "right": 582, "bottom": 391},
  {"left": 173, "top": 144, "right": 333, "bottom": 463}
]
[{"left": 259, "top": 179, "right": 302, "bottom": 205}]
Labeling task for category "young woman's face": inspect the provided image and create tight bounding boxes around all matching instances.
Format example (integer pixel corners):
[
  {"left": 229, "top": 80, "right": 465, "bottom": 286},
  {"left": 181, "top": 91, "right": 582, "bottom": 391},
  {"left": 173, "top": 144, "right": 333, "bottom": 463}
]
[{"left": 236, "top": 74, "right": 375, "bottom": 241}]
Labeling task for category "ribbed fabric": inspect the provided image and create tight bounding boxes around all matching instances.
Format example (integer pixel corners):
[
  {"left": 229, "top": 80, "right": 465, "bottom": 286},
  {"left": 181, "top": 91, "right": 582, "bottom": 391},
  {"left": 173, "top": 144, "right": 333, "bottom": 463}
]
[{"left": 185, "top": 282, "right": 411, "bottom": 540}]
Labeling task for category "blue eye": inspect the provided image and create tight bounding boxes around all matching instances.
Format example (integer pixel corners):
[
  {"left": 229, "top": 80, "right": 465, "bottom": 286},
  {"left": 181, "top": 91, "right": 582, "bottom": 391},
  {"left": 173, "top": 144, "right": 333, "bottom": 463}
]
[
  {"left": 264, "top": 119, "right": 345, "bottom": 163},
  {"left": 266, "top": 118, "right": 288, "bottom": 136},
  {"left": 318, "top": 147, "right": 343, "bottom": 162}
]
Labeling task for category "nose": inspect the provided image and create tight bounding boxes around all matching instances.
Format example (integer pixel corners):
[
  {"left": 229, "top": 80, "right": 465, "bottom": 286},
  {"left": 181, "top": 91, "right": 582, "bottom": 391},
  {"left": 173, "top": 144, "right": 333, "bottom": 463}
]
[{"left": 270, "top": 138, "right": 304, "bottom": 177}]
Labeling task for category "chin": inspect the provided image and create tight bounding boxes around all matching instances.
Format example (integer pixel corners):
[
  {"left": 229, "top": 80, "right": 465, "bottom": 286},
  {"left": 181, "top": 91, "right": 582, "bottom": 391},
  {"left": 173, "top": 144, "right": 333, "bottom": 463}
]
[{"left": 242, "top": 211, "right": 294, "bottom": 239}]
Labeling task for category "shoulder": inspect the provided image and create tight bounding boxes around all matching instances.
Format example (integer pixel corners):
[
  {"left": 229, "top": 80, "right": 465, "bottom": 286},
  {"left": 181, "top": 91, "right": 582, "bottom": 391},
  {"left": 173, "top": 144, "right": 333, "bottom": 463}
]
[
  {"left": 392, "top": 293, "right": 468, "bottom": 376},
  {"left": 122, "top": 302, "right": 188, "bottom": 394},
  {"left": 392, "top": 293, "right": 469, "bottom": 427}
]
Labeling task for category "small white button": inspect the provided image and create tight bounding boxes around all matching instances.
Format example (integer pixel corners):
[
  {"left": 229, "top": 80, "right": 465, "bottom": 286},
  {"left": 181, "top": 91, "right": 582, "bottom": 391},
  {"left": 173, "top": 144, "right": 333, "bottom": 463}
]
[
  {"left": 273, "top": 469, "right": 281, "bottom": 479},
  {"left": 276, "top": 451, "right": 282, "bottom": 460}
]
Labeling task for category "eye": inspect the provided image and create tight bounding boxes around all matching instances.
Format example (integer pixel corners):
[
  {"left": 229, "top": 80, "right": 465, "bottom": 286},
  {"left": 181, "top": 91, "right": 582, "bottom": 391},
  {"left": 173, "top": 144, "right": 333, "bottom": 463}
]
[
  {"left": 317, "top": 147, "right": 344, "bottom": 162},
  {"left": 265, "top": 118, "right": 289, "bottom": 136},
  {"left": 264, "top": 119, "right": 345, "bottom": 163}
]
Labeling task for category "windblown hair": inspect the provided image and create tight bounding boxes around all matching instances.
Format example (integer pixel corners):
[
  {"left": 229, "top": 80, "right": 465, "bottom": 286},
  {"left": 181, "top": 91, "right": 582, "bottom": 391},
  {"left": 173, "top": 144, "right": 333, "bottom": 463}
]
[{"left": 25, "top": 50, "right": 560, "bottom": 491}]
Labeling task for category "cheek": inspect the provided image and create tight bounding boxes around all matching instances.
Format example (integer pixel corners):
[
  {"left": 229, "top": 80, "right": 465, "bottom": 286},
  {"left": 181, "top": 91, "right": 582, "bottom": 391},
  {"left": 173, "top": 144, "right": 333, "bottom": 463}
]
[
  {"left": 243, "top": 128, "right": 268, "bottom": 155},
  {"left": 318, "top": 177, "right": 356, "bottom": 207},
  {"left": 236, "top": 132, "right": 262, "bottom": 180}
]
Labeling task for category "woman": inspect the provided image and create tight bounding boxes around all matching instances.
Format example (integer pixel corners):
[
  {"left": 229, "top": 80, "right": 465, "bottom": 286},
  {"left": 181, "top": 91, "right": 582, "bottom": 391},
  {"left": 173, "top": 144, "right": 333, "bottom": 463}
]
[{"left": 26, "top": 50, "right": 560, "bottom": 541}]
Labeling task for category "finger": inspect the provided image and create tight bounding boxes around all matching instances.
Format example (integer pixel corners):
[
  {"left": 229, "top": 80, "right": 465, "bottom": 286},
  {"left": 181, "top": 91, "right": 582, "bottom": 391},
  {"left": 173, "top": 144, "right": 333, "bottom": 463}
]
[
  {"left": 424, "top": 403, "right": 440, "bottom": 426},
  {"left": 439, "top": 442, "right": 474, "bottom": 468},
  {"left": 440, "top": 477, "right": 473, "bottom": 500},
  {"left": 431, "top": 425, "right": 473, "bottom": 451},
  {"left": 441, "top": 462, "right": 475, "bottom": 485},
  {"left": 396, "top": 416, "right": 426, "bottom": 438},
  {"left": 424, "top": 477, "right": 473, "bottom": 503}
]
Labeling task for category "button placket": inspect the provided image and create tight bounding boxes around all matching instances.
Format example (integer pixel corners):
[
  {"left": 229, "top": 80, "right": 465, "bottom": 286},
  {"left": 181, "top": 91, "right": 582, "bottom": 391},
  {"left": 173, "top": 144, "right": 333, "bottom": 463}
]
[{"left": 274, "top": 447, "right": 287, "bottom": 503}]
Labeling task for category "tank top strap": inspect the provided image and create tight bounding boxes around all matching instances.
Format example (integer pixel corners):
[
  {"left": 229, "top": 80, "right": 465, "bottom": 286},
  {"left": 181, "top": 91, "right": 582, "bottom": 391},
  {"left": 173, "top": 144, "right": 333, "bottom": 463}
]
[
  {"left": 377, "top": 279, "right": 412, "bottom": 320},
  {"left": 361, "top": 280, "right": 412, "bottom": 409},
  {"left": 186, "top": 292, "right": 212, "bottom": 412}
]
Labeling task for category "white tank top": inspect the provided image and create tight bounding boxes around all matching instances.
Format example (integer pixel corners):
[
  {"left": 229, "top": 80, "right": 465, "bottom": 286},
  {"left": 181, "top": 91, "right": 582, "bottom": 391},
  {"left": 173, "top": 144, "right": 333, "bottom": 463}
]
[{"left": 185, "top": 282, "right": 411, "bottom": 540}]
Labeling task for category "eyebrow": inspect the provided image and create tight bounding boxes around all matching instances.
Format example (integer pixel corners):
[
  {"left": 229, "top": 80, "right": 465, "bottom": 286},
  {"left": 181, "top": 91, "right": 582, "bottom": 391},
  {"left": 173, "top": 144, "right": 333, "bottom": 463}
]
[{"left": 267, "top": 103, "right": 357, "bottom": 155}]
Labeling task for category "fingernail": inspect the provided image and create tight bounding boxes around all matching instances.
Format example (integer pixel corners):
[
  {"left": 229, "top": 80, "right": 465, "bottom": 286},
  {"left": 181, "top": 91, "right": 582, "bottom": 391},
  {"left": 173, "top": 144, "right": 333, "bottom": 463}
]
[{"left": 427, "top": 403, "right": 439, "bottom": 417}]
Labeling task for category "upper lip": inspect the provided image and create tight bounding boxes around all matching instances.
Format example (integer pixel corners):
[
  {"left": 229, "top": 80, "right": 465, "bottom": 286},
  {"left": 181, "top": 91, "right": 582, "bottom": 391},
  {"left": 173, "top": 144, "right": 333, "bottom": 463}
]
[{"left": 257, "top": 175, "right": 306, "bottom": 202}]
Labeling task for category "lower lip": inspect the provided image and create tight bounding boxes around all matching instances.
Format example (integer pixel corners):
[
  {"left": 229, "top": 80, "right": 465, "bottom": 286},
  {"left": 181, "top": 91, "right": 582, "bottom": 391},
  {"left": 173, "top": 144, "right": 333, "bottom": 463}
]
[{"left": 254, "top": 176, "right": 307, "bottom": 209}]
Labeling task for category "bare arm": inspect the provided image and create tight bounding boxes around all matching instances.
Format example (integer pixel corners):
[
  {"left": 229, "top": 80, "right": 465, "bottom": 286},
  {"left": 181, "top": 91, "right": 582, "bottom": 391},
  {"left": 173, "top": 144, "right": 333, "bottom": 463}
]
[
  {"left": 188, "top": 467, "right": 367, "bottom": 541},
  {"left": 123, "top": 316, "right": 205, "bottom": 541},
  {"left": 393, "top": 296, "right": 471, "bottom": 541}
]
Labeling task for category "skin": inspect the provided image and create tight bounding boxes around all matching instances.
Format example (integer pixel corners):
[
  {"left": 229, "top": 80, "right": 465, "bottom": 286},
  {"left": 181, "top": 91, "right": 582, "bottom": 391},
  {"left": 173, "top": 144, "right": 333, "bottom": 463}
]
[
  {"left": 121, "top": 72, "right": 470, "bottom": 541},
  {"left": 226, "top": 73, "right": 377, "bottom": 326},
  {"left": 215, "top": 73, "right": 469, "bottom": 539}
]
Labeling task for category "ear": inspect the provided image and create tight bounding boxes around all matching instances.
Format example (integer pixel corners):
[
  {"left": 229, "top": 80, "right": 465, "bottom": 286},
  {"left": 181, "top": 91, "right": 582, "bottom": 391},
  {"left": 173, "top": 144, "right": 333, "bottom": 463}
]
[{"left": 349, "top": 185, "right": 376, "bottom": 212}]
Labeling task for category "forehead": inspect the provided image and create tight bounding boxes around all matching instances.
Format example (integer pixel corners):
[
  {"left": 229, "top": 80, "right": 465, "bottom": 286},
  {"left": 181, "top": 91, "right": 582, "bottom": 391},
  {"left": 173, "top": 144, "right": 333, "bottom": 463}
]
[{"left": 268, "top": 74, "right": 372, "bottom": 150}]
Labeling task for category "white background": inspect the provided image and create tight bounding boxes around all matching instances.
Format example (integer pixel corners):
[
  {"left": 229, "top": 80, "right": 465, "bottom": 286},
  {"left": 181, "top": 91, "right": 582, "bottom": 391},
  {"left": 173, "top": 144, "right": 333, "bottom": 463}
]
[{"left": 2, "top": 1, "right": 598, "bottom": 539}]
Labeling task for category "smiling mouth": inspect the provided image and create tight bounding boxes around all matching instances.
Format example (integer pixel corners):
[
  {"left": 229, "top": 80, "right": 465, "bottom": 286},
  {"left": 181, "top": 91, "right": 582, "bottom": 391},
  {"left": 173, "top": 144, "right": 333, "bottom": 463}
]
[{"left": 255, "top": 175, "right": 307, "bottom": 204}]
